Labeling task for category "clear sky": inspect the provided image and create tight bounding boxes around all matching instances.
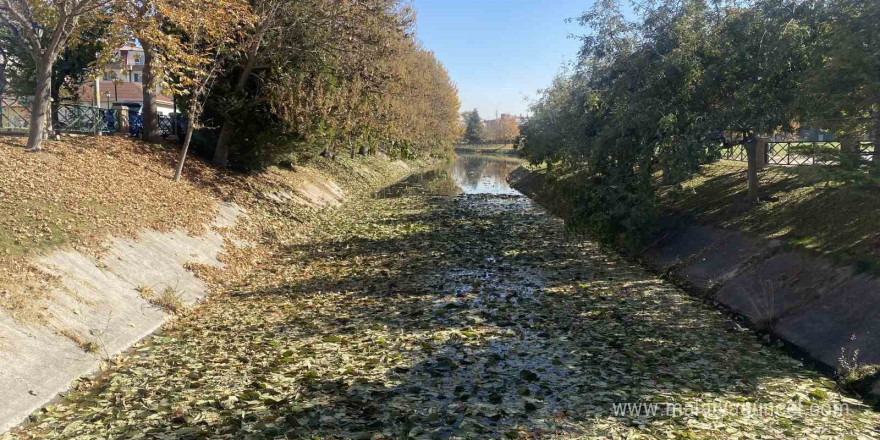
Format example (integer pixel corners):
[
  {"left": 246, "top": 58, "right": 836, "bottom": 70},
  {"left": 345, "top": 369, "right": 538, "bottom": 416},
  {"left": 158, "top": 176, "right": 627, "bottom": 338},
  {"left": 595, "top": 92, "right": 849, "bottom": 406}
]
[{"left": 413, "top": 0, "right": 588, "bottom": 118}]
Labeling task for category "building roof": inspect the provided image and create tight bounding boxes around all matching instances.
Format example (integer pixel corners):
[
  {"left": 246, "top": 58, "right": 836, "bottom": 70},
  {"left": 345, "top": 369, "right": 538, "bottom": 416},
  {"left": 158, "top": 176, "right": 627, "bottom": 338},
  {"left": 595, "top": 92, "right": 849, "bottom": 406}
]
[{"left": 78, "top": 81, "right": 173, "bottom": 107}]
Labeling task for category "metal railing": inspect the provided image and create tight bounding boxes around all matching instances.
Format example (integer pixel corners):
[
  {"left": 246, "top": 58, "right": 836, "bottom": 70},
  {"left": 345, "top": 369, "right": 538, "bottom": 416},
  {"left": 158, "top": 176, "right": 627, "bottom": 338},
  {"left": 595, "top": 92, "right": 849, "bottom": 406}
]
[
  {"left": 158, "top": 114, "right": 172, "bottom": 138},
  {"left": 2, "top": 96, "right": 119, "bottom": 135},
  {"left": 121, "top": 112, "right": 180, "bottom": 139},
  {"left": 766, "top": 141, "right": 876, "bottom": 166},
  {"left": 0, "top": 95, "right": 32, "bottom": 134},
  {"left": 53, "top": 103, "right": 119, "bottom": 134},
  {"left": 719, "top": 143, "right": 747, "bottom": 162},
  {"left": 719, "top": 140, "right": 877, "bottom": 166}
]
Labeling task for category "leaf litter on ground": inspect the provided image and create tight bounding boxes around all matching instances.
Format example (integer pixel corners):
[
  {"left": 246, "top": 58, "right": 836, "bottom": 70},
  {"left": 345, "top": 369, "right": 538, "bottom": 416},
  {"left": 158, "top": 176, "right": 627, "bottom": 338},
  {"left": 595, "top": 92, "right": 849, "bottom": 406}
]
[{"left": 5, "top": 160, "right": 880, "bottom": 439}]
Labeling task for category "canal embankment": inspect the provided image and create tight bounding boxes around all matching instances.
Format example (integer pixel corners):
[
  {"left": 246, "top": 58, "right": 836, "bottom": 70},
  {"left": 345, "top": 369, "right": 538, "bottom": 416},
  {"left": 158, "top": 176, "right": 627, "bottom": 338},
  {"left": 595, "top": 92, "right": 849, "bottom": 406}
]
[{"left": 509, "top": 165, "right": 880, "bottom": 403}]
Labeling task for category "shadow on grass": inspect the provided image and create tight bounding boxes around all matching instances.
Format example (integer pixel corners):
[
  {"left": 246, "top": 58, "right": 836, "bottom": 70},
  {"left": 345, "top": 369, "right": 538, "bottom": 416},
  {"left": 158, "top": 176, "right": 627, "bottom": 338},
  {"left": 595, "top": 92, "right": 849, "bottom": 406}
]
[{"left": 663, "top": 162, "right": 880, "bottom": 275}]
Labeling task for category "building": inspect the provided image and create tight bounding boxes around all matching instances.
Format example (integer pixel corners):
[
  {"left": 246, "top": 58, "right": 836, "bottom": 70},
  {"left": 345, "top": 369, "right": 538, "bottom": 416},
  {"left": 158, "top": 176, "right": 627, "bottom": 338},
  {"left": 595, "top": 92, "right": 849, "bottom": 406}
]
[
  {"left": 79, "top": 45, "right": 175, "bottom": 115},
  {"left": 103, "top": 45, "right": 146, "bottom": 84},
  {"left": 78, "top": 81, "right": 175, "bottom": 115}
]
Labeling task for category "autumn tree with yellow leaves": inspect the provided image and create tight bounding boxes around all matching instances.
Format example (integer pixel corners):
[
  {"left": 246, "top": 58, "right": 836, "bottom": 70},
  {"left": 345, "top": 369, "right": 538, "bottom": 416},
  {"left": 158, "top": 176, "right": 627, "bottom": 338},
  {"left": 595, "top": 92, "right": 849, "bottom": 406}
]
[
  {"left": 0, "top": 0, "right": 113, "bottom": 151},
  {"left": 3, "top": 0, "right": 460, "bottom": 175}
]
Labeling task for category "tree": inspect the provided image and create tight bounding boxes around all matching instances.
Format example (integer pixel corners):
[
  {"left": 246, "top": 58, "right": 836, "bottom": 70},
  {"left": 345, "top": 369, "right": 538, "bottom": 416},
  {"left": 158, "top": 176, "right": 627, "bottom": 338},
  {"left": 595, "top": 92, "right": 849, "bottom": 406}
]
[
  {"left": 496, "top": 114, "right": 519, "bottom": 142},
  {"left": 210, "top": 0, "right": 287, "bottom": 167},
  {"left": 463, "top": 109, "right": 483, "bottom": 144},
  {"left": 115, "top": 0, "right": 164, "bottom": 142},
  {"left": 210, "top": 0, "right": 459, "bottom": 170},
  {"left": 802, "top": 0, "right": 880, "bottom": 173},
  {"left": 3, "top": 15, "right": 109, "bottom": 107},
  {"left": 519, "top": 0, "right": 822, "bottom": 248},
  {"left": 708, "top": 1, "right": 818, "bottom": 202},
  {"left": 0, "top": 0, "right": 109, "bottom": 151},
  {"left": 144, "top": 0, "right": 253, "bottom": 180}
]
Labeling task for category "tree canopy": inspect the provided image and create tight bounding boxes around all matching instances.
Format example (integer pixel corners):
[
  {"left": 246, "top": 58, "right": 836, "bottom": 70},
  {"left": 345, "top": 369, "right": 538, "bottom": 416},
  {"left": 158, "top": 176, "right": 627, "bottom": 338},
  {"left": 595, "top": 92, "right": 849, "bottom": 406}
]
[
  {"left": 462, "top": 109, "right": 484, "bottom": 144},
  {"left": 519, "top": 0, "right": 876, "bottom": 250},
  {"left": 1, "top": 0, "right": 461, "bottom": 170}
]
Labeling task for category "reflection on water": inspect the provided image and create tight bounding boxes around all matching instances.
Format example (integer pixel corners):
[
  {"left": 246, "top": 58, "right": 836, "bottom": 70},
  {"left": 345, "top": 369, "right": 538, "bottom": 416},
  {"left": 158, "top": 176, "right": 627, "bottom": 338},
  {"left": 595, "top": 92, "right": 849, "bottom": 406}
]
[
  {"left": 453, "top": 154, "right": 522, "bottom": 195},
  {"left": 376, "top": 153, "right": 522, "bottom": 198}
]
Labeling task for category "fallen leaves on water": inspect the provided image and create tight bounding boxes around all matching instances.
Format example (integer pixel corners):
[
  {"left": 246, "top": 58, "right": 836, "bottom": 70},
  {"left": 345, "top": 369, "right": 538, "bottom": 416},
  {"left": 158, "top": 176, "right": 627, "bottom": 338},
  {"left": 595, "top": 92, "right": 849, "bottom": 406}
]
[{"left": 7, "top": 174, "right": 880, "bottom": 439}]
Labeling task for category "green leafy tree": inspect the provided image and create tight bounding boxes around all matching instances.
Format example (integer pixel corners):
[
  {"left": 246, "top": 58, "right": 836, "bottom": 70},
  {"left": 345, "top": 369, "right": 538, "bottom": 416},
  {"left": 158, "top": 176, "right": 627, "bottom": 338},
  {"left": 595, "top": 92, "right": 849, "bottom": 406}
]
[
  {"left": 463, "top": 109, "right": 484, "bottom": 144},
  {"left": 802, "top": 0, "right": 880, "bottom": 173},
  {"left": 519, "top": 0, "right": 823, "bottom": 248},
  {"left": 708, "top": 1, "right": 819, "bottom": 201}
]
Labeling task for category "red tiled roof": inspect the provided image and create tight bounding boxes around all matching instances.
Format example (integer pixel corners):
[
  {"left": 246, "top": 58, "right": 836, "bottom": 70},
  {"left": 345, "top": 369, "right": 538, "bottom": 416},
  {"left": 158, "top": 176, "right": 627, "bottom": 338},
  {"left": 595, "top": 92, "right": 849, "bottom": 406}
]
[{"left": 78, "top": 81, "right": 173, "bottom": 106}]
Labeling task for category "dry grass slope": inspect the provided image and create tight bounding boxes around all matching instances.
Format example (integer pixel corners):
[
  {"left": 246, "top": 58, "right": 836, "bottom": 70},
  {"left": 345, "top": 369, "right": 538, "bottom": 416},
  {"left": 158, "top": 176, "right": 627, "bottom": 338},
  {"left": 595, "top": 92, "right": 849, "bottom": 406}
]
[{"left": 0, "top": 136, "right": 425, "bottom": 323}]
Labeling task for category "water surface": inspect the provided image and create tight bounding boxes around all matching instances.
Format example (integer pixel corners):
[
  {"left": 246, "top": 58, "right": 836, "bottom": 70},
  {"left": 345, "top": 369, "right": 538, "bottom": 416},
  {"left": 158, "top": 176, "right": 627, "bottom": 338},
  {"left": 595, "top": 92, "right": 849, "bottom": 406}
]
[{"left": 376, "top": 152, "right": 522, "bottom": 198}]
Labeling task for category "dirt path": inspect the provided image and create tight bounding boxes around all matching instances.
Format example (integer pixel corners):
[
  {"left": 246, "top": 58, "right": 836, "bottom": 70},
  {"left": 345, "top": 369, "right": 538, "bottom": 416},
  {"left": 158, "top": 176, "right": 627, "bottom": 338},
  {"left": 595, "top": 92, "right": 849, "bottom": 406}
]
[{"left": 8, "top": 184, "right": 880, "bottom": 439}]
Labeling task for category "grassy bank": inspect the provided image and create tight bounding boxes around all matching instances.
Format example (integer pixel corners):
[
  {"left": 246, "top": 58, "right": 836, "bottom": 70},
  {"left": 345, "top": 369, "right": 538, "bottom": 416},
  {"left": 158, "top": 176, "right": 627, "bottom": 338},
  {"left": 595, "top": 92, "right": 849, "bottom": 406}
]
[{"left": 660, "top": 160, "right": 880, "bottom": 274}]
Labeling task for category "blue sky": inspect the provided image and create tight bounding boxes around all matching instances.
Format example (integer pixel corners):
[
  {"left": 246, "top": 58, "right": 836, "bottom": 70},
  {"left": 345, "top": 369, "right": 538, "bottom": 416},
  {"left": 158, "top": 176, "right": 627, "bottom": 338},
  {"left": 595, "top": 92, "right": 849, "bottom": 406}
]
[{"left": 413, "top": 0, "right": 588, "bottom": 118}]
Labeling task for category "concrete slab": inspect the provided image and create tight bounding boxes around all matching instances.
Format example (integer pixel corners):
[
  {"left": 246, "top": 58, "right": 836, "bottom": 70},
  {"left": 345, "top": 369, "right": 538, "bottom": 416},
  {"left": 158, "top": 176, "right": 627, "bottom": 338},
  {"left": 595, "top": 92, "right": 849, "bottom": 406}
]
[
  {"left": 715, "top": 251, "right": 880, "bottom": 367},
  {"left": 772, "top": 267, "right": 880, "bottom": 367},
  {"left": 0, "top": 202, "right": 244, "bottom": 434},
  {"left": 678, "top": 230, "right": 774, "bottom": 291},
  {"left": 642, "top": 222, "right": 727, "bottom": 270}
]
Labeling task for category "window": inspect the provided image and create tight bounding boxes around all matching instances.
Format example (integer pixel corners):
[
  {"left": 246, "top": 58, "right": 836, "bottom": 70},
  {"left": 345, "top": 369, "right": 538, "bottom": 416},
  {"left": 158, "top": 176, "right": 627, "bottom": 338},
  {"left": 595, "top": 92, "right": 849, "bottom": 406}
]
[
  {"left": 103, "top": 71, "right": 111, "bottom": 81},
  {"left": 133, "top": 73, "right": 141, "bottom": 83},
  {"left": 133, "top": 53, "right": 143, "bottom": 65}
]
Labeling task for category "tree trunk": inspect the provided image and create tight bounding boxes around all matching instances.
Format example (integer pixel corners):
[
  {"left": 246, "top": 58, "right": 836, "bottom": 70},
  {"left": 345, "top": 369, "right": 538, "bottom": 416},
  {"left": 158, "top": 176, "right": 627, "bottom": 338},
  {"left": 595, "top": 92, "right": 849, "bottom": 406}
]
[
  {"left": 212, "top": 123, "right": 233, "bottom": 166},
  {"left": 746, "top": 135, "right": 759, "bottom": 203},
  {"left": 173, "top": 120, "right": 195, "bottom": 181},
  {"left": 26, "top": 63, "right": 52, "bottom": 151},
  {"left": 839, "top": 137, "right": 859, "bottom": 169},
  {"left": 873, "top": 115, "right": 880, "bottom": 176},
  {"left": 212, "top": 57, "right": 258, "bottom": 167},
  {"left": 141, "top": 42, "right": 159, "bottom": 143}
]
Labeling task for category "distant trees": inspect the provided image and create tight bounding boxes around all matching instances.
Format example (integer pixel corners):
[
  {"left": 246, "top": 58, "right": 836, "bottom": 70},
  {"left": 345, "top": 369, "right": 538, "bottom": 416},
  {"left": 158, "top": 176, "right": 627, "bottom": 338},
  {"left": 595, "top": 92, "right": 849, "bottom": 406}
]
[
  {"left": 482, "top": 114, "right": 519, "bottom": 144},
  {"left": 519, "top": 0, "right": 873, "bottom": 250},
  {"left": 463, "top": 109, "right": 484, "bottom": 144},
  {"left": 460, "top": 111, "right": 520, "bottom": 144}
]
